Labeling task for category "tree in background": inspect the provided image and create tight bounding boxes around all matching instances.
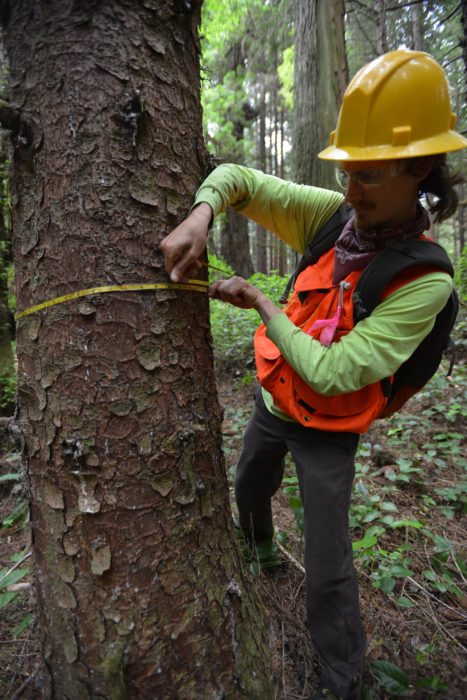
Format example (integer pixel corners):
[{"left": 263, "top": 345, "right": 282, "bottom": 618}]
[
  {"left": 201, "top": 0, "right": 293, "bottom": 275},
  {"left": 292, "top": 0, "right": 347, "bottom": 189},
  {"left": 0, "top": 144, "right": 14, "bottom": 417},
  {"left": 200, "top": 1, "right": 466, "bottom": 272},
  {"left": 0, "top": 36, "right": 14, "bottom": 417},
  {"left": 2, "top": 0, "right": 271, "bottom": 696}
]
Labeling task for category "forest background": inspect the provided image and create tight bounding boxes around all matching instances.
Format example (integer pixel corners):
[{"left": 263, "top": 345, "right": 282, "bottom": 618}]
[{"left": 0, "top": 0, "right": 466, "bottom": 699}]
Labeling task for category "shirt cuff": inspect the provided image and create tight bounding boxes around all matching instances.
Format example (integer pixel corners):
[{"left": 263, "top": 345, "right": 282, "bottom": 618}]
[{"left": 191, "top": 185, "right": 226, "bottom": 218}]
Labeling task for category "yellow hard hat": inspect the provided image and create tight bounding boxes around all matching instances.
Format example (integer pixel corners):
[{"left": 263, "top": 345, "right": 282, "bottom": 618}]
[{"left": 318, "top": 49, "right": 467, "bottom": 162}]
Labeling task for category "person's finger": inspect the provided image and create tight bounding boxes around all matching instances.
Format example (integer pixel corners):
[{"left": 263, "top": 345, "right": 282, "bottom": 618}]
[{"left": 170, "top": 250, "right": 200, "bottom": 282}]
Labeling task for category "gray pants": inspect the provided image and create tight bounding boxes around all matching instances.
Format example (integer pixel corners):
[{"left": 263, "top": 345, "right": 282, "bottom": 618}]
[{"left": 235, "top": 390, "right": 366, "bottom": 696}]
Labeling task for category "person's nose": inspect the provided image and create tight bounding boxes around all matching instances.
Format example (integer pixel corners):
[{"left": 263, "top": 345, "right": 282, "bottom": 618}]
[{"left": 344, "top": 176, "right": 365, "bottom": 203}]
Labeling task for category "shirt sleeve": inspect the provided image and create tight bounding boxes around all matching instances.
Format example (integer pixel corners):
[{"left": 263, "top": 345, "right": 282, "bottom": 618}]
[
  {"left": 265, "top": 271, "right": 453, "bottom": 395},
  {"left": 193, "top": 163, "right": 344, "bottom": 254}
]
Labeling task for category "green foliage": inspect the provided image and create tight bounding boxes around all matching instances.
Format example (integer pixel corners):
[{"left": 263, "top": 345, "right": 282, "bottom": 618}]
[
  {"left": 1, "top": 499, "right": 28, "bottom": 531},
  {"left": 277, "top": 361, "right": 466, "bottom": 695},
  {"left": 277, "top": 45, "right": 294, "bottom": 110},
  {"left": 282, "top": 471, "right": 304, "bottom": 534},
  {"left": 369, "top": 658, "right": 448, "bottom": 696},
  {"left": 370, "top": 660, "right": 410, "bottom": 695},
  {"left": 0, "top": 363, "right": 16, "bottom": 409},
  {"left": 201, "top": 0, "right": 293, "bottom": 165},
  {"left": 0, "top": 564, "right": 29, "bottom": 609},
  {"left": 454, "top": 244, "right": 467, "bottom": 302},
  {"left": 0, "top": 492, "right": 32, "bottom": 636}
]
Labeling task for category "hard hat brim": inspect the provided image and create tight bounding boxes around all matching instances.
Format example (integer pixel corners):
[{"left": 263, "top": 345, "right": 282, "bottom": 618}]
[{"left": 318, "top": 130, "right": 467, "bottom": 162}]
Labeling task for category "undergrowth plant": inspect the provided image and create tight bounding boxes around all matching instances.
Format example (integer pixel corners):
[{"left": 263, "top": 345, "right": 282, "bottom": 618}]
[
  {"left": 278, "top": 361, "right": 466, "bottom": 696},
  {"left": 0, "top": 471, "right": 32, "bottom": 636}
]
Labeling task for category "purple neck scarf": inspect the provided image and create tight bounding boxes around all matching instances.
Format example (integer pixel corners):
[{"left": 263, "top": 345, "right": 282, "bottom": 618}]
[{"left": 333, "top": 203, "right": 430, "bottom": 284}]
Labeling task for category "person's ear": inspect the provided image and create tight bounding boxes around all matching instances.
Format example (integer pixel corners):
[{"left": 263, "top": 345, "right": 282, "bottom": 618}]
[{"left": 406, "top": 156, "right": 440, "bottom": 182}]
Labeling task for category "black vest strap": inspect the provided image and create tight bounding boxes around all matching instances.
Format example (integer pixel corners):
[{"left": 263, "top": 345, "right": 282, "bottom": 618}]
[{"left": 352, "top": 239, "right": 455, "bottom": 322}]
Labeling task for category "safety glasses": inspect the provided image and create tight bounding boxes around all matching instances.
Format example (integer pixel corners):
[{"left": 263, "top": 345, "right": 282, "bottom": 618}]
[{"left": 335, "top": 162, "right": 405, "bottom": 190}]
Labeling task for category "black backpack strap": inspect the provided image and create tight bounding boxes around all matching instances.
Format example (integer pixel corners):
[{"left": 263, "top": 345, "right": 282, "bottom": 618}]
[
  {"left": 352, "top": 238, "right": 455, "bottom": 322},
  {"left": 279, "top": 202, "right": 353, "bottom": 303}
]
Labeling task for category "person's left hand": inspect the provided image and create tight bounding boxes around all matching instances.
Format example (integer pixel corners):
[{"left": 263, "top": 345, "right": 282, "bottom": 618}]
[
  {"left": 209, "top": 277, "right": 282, "bottom": 324},
  {"left": 209, "top": 276, "right": 263, "bottom": 309}
]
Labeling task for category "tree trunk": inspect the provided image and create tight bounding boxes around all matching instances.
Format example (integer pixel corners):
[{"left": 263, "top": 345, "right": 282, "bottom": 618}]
[
  {"left": 0, "top": 35, "right": 14, "bottom": 417},
  {"left": 293, "top": 0, "right": 347, "bottom": 188},
  {"left": 0, "top": 140, "right": 15, "bottom": 417},
  {"left": 457, "top": 182, "right": 466, "bottom": 256},
  {"left": 221, "top": 208, "right": 254, "bottom": 277},
  {"left": 375, "top": 0, "right": 388, "bottom": 55},
  {"left": 4, "top": 1, "right": 271, "bottom": 697},
  {"left": 411, "top": 1, "right": 424, "bottom": 51},
  {"left": 256, "top": 82, "right": 267, "bottom": 273},
  {"left": 462, "top": 0, "right": 467, "bottom": 103}
]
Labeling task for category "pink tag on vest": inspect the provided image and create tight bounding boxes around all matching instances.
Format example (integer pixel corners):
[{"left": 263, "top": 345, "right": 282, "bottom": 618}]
[{"left": 308, "top": 281, "right": 350, "bottom": 346}]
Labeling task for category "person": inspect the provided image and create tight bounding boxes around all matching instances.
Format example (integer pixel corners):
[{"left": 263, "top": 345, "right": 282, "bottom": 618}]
[{"left": 161, "top": 50, "right": 467, "bottom": 700}]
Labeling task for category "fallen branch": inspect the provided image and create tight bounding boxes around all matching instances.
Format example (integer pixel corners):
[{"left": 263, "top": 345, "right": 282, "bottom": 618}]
[{"left": 276, "top": 541, "right": 306, "bottom": 575}]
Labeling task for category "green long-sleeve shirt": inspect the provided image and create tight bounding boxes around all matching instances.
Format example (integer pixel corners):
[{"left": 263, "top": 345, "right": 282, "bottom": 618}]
[{"left": 194, "top": 164, "right": 452, "bottom": 420}]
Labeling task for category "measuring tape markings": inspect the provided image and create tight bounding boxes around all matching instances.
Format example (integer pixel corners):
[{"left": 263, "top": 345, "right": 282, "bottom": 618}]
[{"left": 15, "top": 280, "right": 211, "bottom": 321}]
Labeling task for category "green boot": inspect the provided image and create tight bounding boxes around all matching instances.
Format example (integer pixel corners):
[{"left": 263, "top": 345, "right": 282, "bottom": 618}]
[{"left": 234, "top": 527, "right": 283, "bottom": 571}]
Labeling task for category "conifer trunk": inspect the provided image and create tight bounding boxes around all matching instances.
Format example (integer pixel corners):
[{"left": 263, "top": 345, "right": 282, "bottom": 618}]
[
  {"left": 293, "top": 0, "right": 347, "bottom": 188},
  {"left": 4, "top": 1, "right": 271, "bottom": 696}
]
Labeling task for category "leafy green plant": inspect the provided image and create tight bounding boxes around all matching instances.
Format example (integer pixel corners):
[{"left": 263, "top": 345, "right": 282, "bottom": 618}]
[
  {"left": 1, "top": 499, "right": 28, "bottom": 530},
  {"left": 282, "top": 473, "right": 304, "bottom": 534},
  {"left": 369, "top": 659, "right": 448, "bottom": 696},
  {"left": 0, "top": 365, "right": 16, "bottom": 410},
  {"left": 0, "top": 549, "right": 33, "bottom": 638},
  {"left": 0, "top": 567, "right": 29, "bottom": 610}
]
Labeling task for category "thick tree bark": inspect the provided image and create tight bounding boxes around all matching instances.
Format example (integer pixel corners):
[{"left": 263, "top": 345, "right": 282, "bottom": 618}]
[
  {"left": 293, "top": 0, "right": 348, "bottom": 188},
  {"left": 4, "top": 1, "right": 271, "bottom": 697}
]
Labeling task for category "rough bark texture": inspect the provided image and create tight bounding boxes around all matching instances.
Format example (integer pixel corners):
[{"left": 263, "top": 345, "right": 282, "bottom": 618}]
[
  {"left": 4, "top": 1, "right": 272, "bottom": 697},
  {"left": 293, "top": 0, "right": 348, "bottom": 188}
]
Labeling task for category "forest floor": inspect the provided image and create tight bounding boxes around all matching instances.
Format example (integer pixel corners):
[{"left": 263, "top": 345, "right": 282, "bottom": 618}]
[
  {"left": 217, "top": 365, "right": 466, "bottom": 700},
  {"left": 0, "top": 362, "right": 465, "bottom": 699}
]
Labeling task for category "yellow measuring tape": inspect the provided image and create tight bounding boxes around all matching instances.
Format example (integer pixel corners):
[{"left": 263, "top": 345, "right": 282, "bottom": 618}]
[{"left": 15, "top": 280, "right": 210, "bottom": 321}]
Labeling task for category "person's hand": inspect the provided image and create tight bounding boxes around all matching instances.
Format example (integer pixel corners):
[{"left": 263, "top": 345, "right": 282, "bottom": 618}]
[
  {"left": 160, "top": 203, "right": 212, "bottom": 282},
  {"left": 209, "top": 277, "right": 282, "bottom": 324},
  {"left": 209, "top": 276, "right": 263, "bottom": 309}
]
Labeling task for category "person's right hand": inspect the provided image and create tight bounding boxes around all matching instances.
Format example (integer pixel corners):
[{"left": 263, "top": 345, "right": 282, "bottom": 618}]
[{"left": 160, "top": 203, "right": 213, "bottom": 283}]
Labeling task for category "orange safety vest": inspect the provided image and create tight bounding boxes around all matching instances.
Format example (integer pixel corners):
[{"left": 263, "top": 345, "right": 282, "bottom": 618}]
[{"left": 254, "top": 245, "right": 438, "bottom": 433}]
